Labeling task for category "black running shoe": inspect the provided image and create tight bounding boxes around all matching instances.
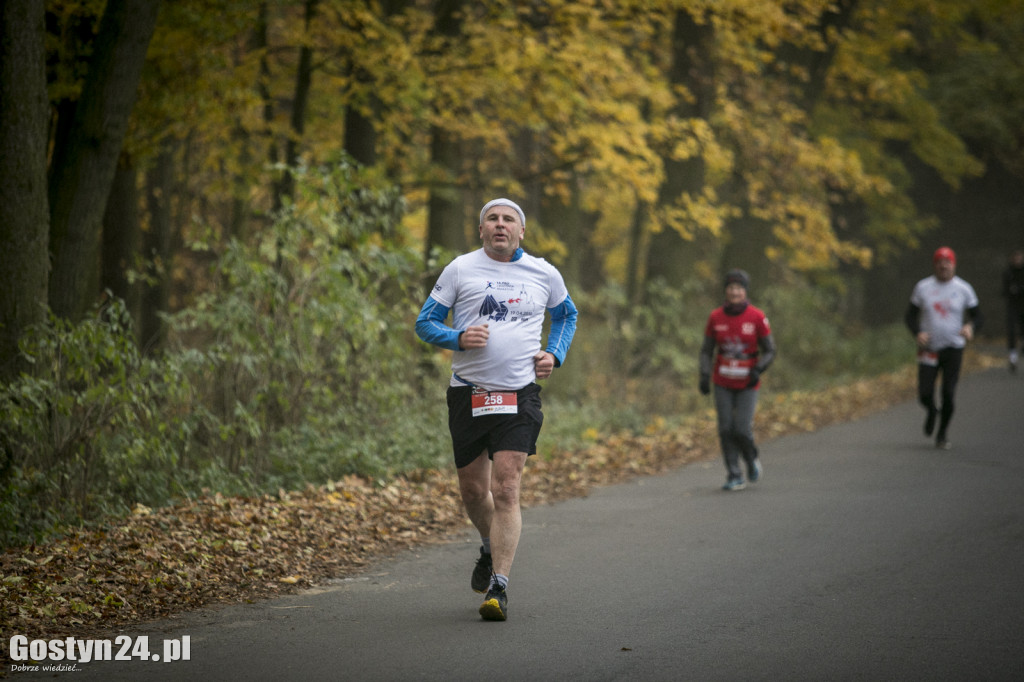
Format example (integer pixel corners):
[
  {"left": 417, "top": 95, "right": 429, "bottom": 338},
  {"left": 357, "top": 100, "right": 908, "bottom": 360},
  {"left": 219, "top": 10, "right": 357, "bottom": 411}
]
[
  {"left": 471, "top": 547, "right": 492, "bottom": 593},
  {"left": 479, "top": 583, "right": 508, "bottom": 621}
]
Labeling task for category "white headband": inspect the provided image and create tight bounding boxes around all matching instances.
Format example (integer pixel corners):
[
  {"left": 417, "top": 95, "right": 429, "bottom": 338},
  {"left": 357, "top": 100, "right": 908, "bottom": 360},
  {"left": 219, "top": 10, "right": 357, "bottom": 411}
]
[{"left": 479, "top": 198, "right": 526, "bottom": 227}]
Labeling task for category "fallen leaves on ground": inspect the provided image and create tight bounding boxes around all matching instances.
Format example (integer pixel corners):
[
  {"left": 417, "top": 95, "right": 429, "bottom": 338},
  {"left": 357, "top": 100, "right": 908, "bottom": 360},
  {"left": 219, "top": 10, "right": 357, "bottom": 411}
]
[{"left": 0, "top": 353, "right": 1000, "bottom": 664}]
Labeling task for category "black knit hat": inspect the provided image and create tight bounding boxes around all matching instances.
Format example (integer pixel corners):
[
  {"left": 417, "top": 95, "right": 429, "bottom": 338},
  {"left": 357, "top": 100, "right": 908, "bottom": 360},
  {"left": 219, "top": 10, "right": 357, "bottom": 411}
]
[{"left": 724, "top": 269, "right": 750, "bottom": 291}]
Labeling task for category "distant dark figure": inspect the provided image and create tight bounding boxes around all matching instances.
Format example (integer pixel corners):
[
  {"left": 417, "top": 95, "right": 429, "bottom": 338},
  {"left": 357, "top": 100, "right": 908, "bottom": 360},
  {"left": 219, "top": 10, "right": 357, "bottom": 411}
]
[{"left": 1001, "top": 248, "right": 1024, "bottom": 372}]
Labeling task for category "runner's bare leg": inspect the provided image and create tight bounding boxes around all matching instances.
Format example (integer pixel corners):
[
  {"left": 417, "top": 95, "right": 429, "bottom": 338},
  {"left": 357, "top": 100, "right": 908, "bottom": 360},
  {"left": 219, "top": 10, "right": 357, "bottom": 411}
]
[
  {"left": 488, "top": 450, "right": 527, "bottom": 577},
  {"left": 457, "top": 452, "right": 493, "bottom": 541}
]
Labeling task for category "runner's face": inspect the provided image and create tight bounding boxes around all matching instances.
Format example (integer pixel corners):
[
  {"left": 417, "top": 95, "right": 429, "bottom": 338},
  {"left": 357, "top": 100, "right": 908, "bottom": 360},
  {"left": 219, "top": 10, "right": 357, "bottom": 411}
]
[
  {"left": 479, "top": 206, "right": 524, "bottom": 261},
  {"left": 725, "top": 282, "right": 747, "bottom": 304},
  {"left": 933, "top": 258, "right": 955, "bottom": 282}
]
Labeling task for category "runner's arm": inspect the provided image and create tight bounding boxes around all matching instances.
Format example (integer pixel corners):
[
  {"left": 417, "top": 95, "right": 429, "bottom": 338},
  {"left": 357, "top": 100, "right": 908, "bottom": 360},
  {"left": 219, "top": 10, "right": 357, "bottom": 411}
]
[
  {"left": 545, "top": 294, "right": 578, "bottom": 367},
  {"left": 755, "top": 333, "right": 776, "bottom": 373},
  {"left": 698, "top": 335, "right": 715, "bottom": 393},
  {"left": 965, "top": 305, "right": 983, "bottom": 333},
  {"left": 415, "top": 297, "right": 463, "bottom": 351},
  {"left": 904, "top": 303, "right": 921, "bottom": 336},
  {"left": 699, "top": 335, "right": 716, "bottom": 378}
]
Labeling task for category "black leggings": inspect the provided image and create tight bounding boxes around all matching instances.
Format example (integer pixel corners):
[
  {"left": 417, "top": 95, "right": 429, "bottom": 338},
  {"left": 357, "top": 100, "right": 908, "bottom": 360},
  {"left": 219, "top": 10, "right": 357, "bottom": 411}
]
[
  {"left": 1007, "top": 304, "right": 1024, "bottom": 350},
  {"left": 917, "top": 347, "right": 963, "bottom": 437}
]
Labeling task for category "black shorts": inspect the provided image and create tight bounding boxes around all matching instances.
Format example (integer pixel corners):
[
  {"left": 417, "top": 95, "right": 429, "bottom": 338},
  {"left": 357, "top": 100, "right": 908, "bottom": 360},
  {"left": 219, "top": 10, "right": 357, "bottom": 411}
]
[{"left": 446, "top": 383, "right": 544, "bottom": 468}]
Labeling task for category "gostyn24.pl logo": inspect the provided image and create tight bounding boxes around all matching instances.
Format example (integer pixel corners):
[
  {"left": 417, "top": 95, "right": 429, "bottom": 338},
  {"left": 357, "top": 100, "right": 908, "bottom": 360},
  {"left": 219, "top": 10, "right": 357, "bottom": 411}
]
[{"left": 8, "top": 634, "right": 190, "bottom": 670}]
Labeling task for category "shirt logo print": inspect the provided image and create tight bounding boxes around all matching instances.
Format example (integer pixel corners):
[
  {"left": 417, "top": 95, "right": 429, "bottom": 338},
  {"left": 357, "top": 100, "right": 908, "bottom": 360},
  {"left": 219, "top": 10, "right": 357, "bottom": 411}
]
[
  {"left": 480, "top": 295, "right": 509, "bottom": 321},
  {"left": 721, "top": 337, "right": 747, "bottom": 359}
]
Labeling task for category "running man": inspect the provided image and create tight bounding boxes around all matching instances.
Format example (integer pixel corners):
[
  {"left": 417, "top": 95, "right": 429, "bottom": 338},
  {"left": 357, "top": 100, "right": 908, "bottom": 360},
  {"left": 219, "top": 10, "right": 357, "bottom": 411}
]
[
  {"left": 415, "top": 198, "right": 577, "bottom": 621},
  {"left": 904, "top": 247, "right": 983, "bottom": 449}
]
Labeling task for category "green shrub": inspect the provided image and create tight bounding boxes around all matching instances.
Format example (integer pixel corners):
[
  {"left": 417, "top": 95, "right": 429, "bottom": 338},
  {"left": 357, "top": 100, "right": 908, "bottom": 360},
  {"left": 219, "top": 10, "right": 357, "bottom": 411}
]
[
  {"left": 761, "top": 281, "right": 909, "bottom": 391},
  {"left": 0, "top": 164, "right": 452, "bottom": 547},
  {"left": 549, "top": 278, "right": 715, "bottom": 416},
  {"left": 164, "top": 162, "right": 450, "bottom": 487},
  {"left": 0, "top": 300, "right": 192, "bottom": 545}
]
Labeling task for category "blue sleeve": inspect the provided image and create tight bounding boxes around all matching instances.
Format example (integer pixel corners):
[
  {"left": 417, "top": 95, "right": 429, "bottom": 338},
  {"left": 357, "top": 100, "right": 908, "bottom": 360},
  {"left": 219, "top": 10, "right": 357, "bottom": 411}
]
[
  {"left": 415, "top": 297, "right": 462, "bottom": 351},
  {"left": 545, "top": 294, "right": 578, "bottom": 367}
]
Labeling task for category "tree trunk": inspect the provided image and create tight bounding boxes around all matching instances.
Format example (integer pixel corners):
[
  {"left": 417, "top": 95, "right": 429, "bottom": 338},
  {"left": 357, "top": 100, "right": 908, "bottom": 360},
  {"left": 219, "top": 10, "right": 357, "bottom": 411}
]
[
  {"left": 101, "top": 154, "right": 142, "bottom": 334},
  {"left": 47, "top": 0, "right": 162, "bottom": 321},
  {"left": 344, "top": 97, "right": 377, "bottom": 167},
  {"left": 645, "top": 9, "right": 714, "bottom": 292},
  {"left": 277, "top": 0, "right": 318, "bottom": 205},
  {"left": 719, "top": 214, "right": 776, "bottom": 287},
  {"left": 541, "top": 190, "right": 581, "bottom": 288},
  {"left": 343, "top": 1, "right": 410, "bottom": 167},
  {"left": 426, "top": 128, "right": 468, "bottom": 256},
  {"left": 626, "top": 199, "right": 648, "bottom": 305},
  {"left": 229, "top": 126, "right": 253, "bottom": 241},
  {"left": 539, "top": 176, "right": 599, "bottom": 292},
  {"left": 514, "top": 129, "right": 542, "bottom": 233},
  {"left": 0, "top": 0, "right": 50, "bottom": 381},
  {"left": 255, "top": 1, "right": 281, "bottom": 216},
  {"left": 141, "top": 141, "right": 175, "bottom": 352},
  {"left": 424, "top": 0, "right": 468, "bottom": 260},
  {"left": 780, "top": 0, "right": 859, "bottom": 110}
]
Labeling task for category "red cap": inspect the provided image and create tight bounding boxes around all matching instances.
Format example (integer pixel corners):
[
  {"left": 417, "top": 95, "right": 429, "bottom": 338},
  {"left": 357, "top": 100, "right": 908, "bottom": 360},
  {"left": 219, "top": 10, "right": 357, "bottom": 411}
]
[{"left": 933, "top": 246, "right": 956, "bottom": 265}]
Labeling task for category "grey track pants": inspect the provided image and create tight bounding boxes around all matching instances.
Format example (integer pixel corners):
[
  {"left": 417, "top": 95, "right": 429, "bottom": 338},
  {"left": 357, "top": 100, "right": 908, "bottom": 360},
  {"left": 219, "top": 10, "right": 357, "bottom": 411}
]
[{"left": 713, "top": 384, "right": 760, "bottom": 480}]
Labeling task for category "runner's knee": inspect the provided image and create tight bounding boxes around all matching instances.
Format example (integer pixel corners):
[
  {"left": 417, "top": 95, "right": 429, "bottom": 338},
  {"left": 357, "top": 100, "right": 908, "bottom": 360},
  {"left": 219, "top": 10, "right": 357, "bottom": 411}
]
[{"left": 491, "top": 479, "right": 521, "bottom": 508}]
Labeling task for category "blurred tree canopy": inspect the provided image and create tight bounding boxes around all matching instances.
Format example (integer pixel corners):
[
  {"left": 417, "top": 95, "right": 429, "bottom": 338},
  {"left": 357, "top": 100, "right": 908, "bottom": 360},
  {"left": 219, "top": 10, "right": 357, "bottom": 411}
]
[
  {"left": 3, "top": 0, "right": 1023, "bottom": 544},
  {"left": 3, "top": 0, "right": 1024, "bottom": 377}
]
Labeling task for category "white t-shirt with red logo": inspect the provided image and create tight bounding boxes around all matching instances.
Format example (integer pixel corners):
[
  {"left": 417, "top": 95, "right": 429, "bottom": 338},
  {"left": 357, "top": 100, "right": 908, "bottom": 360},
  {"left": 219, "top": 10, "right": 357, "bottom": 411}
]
[
  {"left": 910, "top": 275, "right": 979, "bottom": 351},
  {"left": 429, "top": 248, "right": 569, "bottom": 391},
  {"left": 704, "top": 304, "right": 771, "bottom": 390}
]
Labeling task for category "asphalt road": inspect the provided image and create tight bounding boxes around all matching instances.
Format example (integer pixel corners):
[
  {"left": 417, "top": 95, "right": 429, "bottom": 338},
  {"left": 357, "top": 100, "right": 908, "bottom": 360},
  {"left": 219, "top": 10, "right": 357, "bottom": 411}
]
[{"left": 40, "top": 367, "right": 1024, "bottom": 681}]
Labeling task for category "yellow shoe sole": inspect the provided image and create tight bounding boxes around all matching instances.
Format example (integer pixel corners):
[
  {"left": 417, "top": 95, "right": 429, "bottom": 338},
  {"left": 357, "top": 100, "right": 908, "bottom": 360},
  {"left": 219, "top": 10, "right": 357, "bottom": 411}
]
[{"left": 479, "top": 597, "right": 507, "bottom": 621}]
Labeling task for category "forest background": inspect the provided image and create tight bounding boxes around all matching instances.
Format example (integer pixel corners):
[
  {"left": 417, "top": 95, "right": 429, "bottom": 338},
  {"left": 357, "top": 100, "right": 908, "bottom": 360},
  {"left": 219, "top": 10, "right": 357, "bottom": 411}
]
[{"left": 1, "top": 0, "right": 1022, "bottom": 548}]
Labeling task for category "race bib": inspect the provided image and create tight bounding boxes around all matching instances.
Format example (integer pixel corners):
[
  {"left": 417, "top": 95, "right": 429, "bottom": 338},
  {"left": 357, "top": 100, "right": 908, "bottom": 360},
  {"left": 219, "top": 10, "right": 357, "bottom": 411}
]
[
  {"left": 471, "top": 390, "right": 518, "bottom": 417},
  {"left": 917, "top": 350, "right": 938, "bottom": 367},
  {"left": 719, "top": 361, "right": 751, "bottom": 379}
]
